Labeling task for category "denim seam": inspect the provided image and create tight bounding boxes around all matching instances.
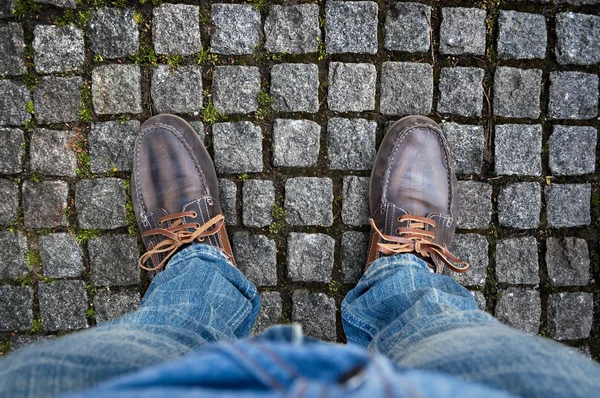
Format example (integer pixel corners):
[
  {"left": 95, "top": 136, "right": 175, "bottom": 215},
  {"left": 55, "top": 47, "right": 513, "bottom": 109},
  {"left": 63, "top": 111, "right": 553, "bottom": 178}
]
[{"left": 341, "top": 304, "right": 378, "bottom": 338}]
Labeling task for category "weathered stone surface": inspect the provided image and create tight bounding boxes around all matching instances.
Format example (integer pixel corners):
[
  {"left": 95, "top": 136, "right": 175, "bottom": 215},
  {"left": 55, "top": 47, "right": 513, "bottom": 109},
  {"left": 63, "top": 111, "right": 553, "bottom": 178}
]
[
  {"left": 440, "top": 7, "right": 486, "bottom": 55},
  {"left": 233, "top": 231, "right": 277, "bottom": 287},
  {"left": 189, "top": 121, "right": 205, "bottom": 145},
  {"left": 39, "top": 233, "right": 84, "bottom": 278},
  {"left": 341, "top": 231, "right": 368, "bottom": 284},
  {"left": 0, "top": 179, "right": 18, "bottom": 226},
  {"left": 545, "top": 184, "right": 591, "bottom": 228},
  {"left": 34, "top": 76, "right": 82, "bottom": 124},
  {"left": 292, "top": 290, "right": 336, "bottom": 341},
  {"left": 272, "top": 119, "right": 320, "bottom": 168},
  {"left": 472, "top": 291, "right": 486, "bottom": 311},
  {"left": 285, "top": 178, "right": 333, "bottom": 227},
  {"left": 438, "top": 67, "right": 484, "bottom": 117},
  {"left": 94, "top": 289, "right": 140, "bottom": 323},
  {"left": 287, "top": 233, "right": 335, "bottom": 283},
  {"left": 0, "top": 231, "right": 27, "bottom": 280},
  {"left": 271, "top": 63, "right": 319, "bottom": 113},
  {"left": 23, "top": 181, "right": 68, "bottom": 228},
  {"left": 243, "top": 180, "right": 274, "bottom": 228},
  {"left": 0, "top": 80, "right": 31, "bottom": 126},
  {"left": 218, "top": 179, "right": 237, "bottom": 226},
  {"left": 493, "top": 67, "right": 542, "bottom": 119},
  {"left": 546, "top": 237, "right": 589, "bottom": 287},
  {"left": 0, "top": 128, "right": 25, "bottom": 173},
  {"left": 10, "top": 335, "right": 55, "bottom": 351},
  {"left": 548, "top": 72, "right": 598, "bottom": 120},
  {"left": 380, "top": 62, "right": 433, "bottom": 116},
  {"left": 153, "top": 3, "right": 200, "bottom": 55},
  {"left": 30, "top": 129, "right": 77, "bottom": 177},
  {"left": 213, "top": 66, "right": 260, "bottom": 115},
  {"left": 555, "top": 13, "right": 600, "bottom": 66},
  {"left": 264, "top": 4, "right": 319, "bottom": 54},
  {"left": 496, "top": 237, "right": 539, "bottom": 284},
  {"left": 549, "top": 126, "right": 597, "bottom": 176},
  {"left": 325, "top": 1, "right": 378, "bottom": 54},
  {"left": 385, "top": 2, "right": 431, "bottom": 53},
  {"left": 92, "top": 64, "right": 142, "bottom": 115},
  {"left": 89, "top": 7, "right": 139, "bottom": 59},
  {"left": 327, "top": 118, "right": 376, "bottom": 170},
  {"left": 498, "top": 182, "right": 541, "bottom": 230},
  {"left": 34, "top": 0, "right": 76, "bottom": 8},
  {"left": 495, "top": 124, "right": 542, "bottom": 176},
  {"left": 89, "top": 235, "right": 140, "bottom": 286},
  {"left": 328, "top": 62, "right": 376, "bottom": 112},
  {"left": 496, "top": 288, "right": 541, "bottom": 334},
  {"left": 212, "top": 122, "right": 263, "bottom": 174},
  {"left": 342, "top": 176, "right": 369, "bottom": 227},
  {"left": 0, "top": 286, "right": 33, "bottom": 331},
  {"left": 457, "top": 181, "right": 492, "bottom": 229},
  {"left": 445, "top": 234, "right": 488, "bottom": 286},
  {"left": 548, "top": 292, "right": 593, "bottom": 340},
  {"left": 211, "top": 4, "right": 260, "bottom": 55},
  {"left": 89, "top": 120, "right": 139, "bottom": 173},
  {"left": 39, "top": 280, "right": 87, "bottom": 331},
  {"left": 75, "top": 178, "right": 127, "bottom": 230},
  {"left": 442, "top": 123, "right": 484, "bottom": 175},
  {"left": 0, "top": 0, "right": 16, "bottom": 18},
  {"left": 0, "top": 23, "right": 25, "bottom": 76},
  {"left": 33, "top": 25, "right": 84, "bottom": 73},
  {"left": 252, "top": 292, "right": 281, "bottom": 335},
  {"left": 151, "top": 65, "right": 203, "bottom": 114},
  {"left": 498, "top": 11, "right": 546, "bottom": 60}
]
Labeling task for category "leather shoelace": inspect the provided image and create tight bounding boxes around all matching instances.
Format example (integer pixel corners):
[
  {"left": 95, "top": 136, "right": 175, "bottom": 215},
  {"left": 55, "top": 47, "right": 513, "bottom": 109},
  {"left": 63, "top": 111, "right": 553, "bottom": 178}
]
[
  {"left": 369, "top": 215, "right": 469, "bottom": 273},
  {"left": 139, "top": 212, "right": 225, "bottom": 271}
]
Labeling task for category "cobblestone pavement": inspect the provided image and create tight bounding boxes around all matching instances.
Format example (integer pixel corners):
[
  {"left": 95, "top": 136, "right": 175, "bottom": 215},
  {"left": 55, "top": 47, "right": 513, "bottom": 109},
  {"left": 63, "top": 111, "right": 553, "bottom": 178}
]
[{"left": 0, "top": 0, "right": 599, "bottom": 359}]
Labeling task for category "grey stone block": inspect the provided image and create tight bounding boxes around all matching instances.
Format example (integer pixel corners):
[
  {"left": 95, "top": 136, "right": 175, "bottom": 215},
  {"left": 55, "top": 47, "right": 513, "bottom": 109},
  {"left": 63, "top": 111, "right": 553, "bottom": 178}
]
[
  {"left": 287, "top": 233, "right": 335, "bottom": 283},
  {"left": 548, "top": 292, "right": 593, "bottom": 340},
  {"left": 0, "top": 179, "right": 18, "bottom": 226},
  {"left": 498, "top": 11, "right": 547, "bottom": 60},
  {"left": 0, "top": 127, "right": 25, "bottom": 173},
  {"left": 252, "top": 292, "right": 282, "bottom": 335},
  {"left": 89, "top": 235, "right": 140, "bottom": 286},
  {"left": 0, "top": 286, "right": 33, "bottom": 331},
  {"left": 39, "top": 233, "right": 84, "bottom": 278},
  {"left": 342, "top": 176, "right": 369, "bottom": 227},
  {"left": 341, "top": 231, "right": 368, "bottom": 284},
  {"left": 457, "top": 181, "right": 492, "bottom": 229},
  {"left": 32, "top": 25, "right": 84, "bottom": 73},
  {"left": 444, "top": 234, "right": 488, "bottom": 286},
  {"left": 75, "top": 178, "right": 127, "bottom": 230},
  {"left": 285, "top": 178, "right": 333, "bottom": 227},
  {"left": 0, "top": 0, "right": 16, "bottom": 18},
  {"left": 213, "top": 66, "right": 260, "bottom": 115},
  {"left": 218, "top": 179, "right": 238, "bottom": 226},
  {"left": 0, "top": 80, "right": 31, "bottom": 126},
  {"left": 211, "top": 4, "right": 261, "bottom": 55},
  {"left": 292, "top": 290, "right": 336, "bottom": 341},
  {"left": 385, "top": 2, "right": 431, "bottom": 53},
  {"left": 10, "top": 335, "right": 55, "bottom": 351},
  {"left": 496, "top": 237, "right": 539, "bottom": 284},
  {"left": 0, "top": 23, "right": 25, "bottom": 76},
  {"left": 233, "top": 231, "right": 277, "bottom": 287},
  {"left": 493, "top": 67, "right": 542, "bottom": 119},
  {"left": 30, "top": 129, "right": 77, "bottom": 177},
  {"left": 438, "top": 67, "right": 484, "bottom": 117},
  {"left": 472, "top": 291, "right": 486, "bottom": 311},
  {"left": 264, "top": 4, "right": 320, "bottom": 54},
  {"left": 39, "top": 280, "right": 88, "bottom": 331},
  {"left": 495, "top": 288, "right": 541, "bottom": 334},
  {"left": 89, "top": 7, "right": 139, "bottom": 59},
  {"left": 327, "top": 118, "right": 376, "bottom": 170},
  {"left": 212, "top": 122, "right": 263, "bottom": 174},
  {"left": 498, "top": 182, "right": 541, "bottom": 229},
  {"left": 153, "top": 3, "right": 200, "bottom": 55},
  {"left": 189, "top": 121, "right": 205, "bottom": 145},
  {"left": 380, "top": 62, "right": 433, "bottom": 116},
  {"left": 151, "top": 65, "right": 203, "bottom": 114},
  {"left": 94, "top": 289, "right": 140, "bottom": 323},
  {"left": 440, "top": 7, "right": 486, "bottom": 56},
  {"left": 34, "top": 0, "right": 76, "bottom": 8},
  {"left": 23, "top": 180, "right": 69, "bottom": 228},
  {"left": 33, "top": 76, "right": 82, "bottom": 124},
  {"left": 272, "top": 119, "right": 320, "bottom": 168},
  {"left": 271, "top": 63, "right": 319, "bottom": 113},
  {"left": 546, "top": 237, "right": 589, "bottom": 287},
  {"left": 328, "top": 62, "right": 376, "bottom": 112},
  {"left": 548, "top": 72, "right": 598, "bottom": 120},
  {"left": 92, "top": 64, "right": 142, "bottom": 115},
  {"left": 441, "top": 123, "right": 484, "bottom": 175},
  {"left": 495, "top": 124, "right": 542, "bottom": 176},
  {"left": 555, "top": 13, "right": 600, "bottom": 66},
  {"left": 0, "top": 231, "right": 27, "bottom": 280},
  {"left": 89, "top": 120, "right": 139, "bottom": 173},
  {"left": 545, "top": 184, "right": 591, "bottom": 228},
  {"left": 325, "top": 1, "right": 378, "bottom": 54},
  {"left": 242, "top": 180, "right": 274, "bottom": 228},
  {"left": 549, "top": 126, "right": 597, "bottom": 176}
]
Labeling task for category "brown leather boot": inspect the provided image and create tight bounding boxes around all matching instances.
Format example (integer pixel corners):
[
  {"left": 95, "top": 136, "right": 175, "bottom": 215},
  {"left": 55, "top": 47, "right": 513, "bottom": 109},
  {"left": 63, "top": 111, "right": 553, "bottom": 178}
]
[
  {"left": 366, "top": 116, "right": 468, "bottom": 274},
  {"left": 132, "top": 114, "right": 235, "bottom": 271}
]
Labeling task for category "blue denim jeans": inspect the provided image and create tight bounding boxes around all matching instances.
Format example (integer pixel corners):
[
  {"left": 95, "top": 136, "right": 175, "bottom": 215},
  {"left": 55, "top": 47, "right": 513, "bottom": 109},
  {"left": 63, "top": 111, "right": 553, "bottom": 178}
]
[{"left": 0, "top": 244, "right": 598, "bottom": 398}]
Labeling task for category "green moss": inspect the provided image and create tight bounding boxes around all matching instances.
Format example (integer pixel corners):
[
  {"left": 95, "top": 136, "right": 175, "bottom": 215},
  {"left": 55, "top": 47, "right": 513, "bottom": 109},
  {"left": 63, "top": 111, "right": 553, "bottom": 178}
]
[
  {"left": 13, "top": 0, "right": 43, "bottom": 20},
  {"left": 79, "top": 83, "right": 92, "bottom": 122},
  {"left": 30, "top": 318, "right": 43, "bottom": 333},
  {"left": 238, "top": 173, "right": 249, "bottom": 183},
  {"left": 269, "top": 205, "right": 287, "bottom": 234},
  {"left": 252, "top": 0, "right": 267, "bottom": 11},
  {"left": 165, "top": 55, "right": 182, "bottom": 70},
  {"left": 75, "top": 229, "right": 101, "bottom": 244},
  {"left": 328, "top": 280, "right": 342, "bottom": 294},
  {"left": 54, "top": 9, "right": 74, "bottom": 26},
  {"left": 317, "top": 37, "right": 327, "bottom": 61},
  {"left": 197, "top": 46, "right": 218, "bottom": 65},
  {"left": 85, "top": 284, "right": 97, "bottom": 296},
  {"left": 26, "top": 100, "right": 34, "bottom": 115},
  {"left": 14, "top": 273, "right": 34, "bottom": 288},
  {"left": 76, "top": 152, "right": 92, "bottom": 179},
  {"left": 86, "top": 308, "right": 95, "bottom": 317},
  {"left": 131, "top": 43, "right": 158, "bottom": 67},
  {"left": 111, "top": 0, "right": 126, "bottom": 8},
  {"left": 123, "top": 180, "right": 139, "bottom": 237},
  {"left": 201, "top": 92, "right": 225, "bottom": 125},
  {"left": 0, "top": 341, "right": 11, "bottom": 356},
  {"left": 29, "top": 172, "right": 44, "bottom": 183},
  {"left": 25, "top": 250, "right": 42, "bottom": 269}
]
